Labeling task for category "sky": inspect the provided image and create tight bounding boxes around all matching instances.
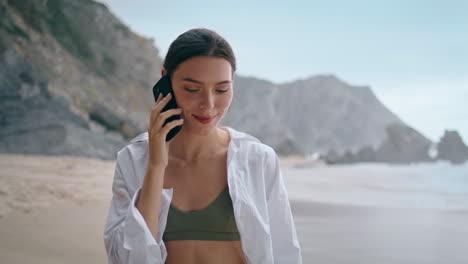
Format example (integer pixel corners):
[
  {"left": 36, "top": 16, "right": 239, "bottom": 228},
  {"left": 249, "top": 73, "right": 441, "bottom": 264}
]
[{"left": 99, "top": 0, "right": 467, "bottom": 143}]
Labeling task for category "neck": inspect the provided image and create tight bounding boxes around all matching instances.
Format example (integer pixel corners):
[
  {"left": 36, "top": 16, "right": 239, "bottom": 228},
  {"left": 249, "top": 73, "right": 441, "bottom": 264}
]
[{"left": 168, "top": 126, "right": 228, "bottom": 165}]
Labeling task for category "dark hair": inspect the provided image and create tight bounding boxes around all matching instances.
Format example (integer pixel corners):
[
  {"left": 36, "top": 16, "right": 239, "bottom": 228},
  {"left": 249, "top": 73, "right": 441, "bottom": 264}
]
[{"left": 163, "top": 28, "right": 236, "bottom": 79}]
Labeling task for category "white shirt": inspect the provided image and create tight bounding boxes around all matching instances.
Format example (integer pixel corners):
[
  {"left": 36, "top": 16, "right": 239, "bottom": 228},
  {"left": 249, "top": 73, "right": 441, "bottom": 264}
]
[{"left": 103, "top": 126, "right": 302, "bottom": 264}]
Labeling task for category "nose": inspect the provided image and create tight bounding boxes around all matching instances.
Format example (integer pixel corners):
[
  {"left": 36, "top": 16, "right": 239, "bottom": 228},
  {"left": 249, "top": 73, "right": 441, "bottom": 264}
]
[{"left": 199, "top": 91, "right": 215, "bottom": 111}]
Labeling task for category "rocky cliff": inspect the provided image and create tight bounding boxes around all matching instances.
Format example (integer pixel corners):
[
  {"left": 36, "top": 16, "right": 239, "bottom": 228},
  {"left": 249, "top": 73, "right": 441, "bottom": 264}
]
[
  {"left": 1, "top": 0, "right": 162, "bottom": 159},
  {"left": 275, "top": 75, "right": 405, "bottom": 154},
  {"left": 221, "top": 74, "right": 408, "bottom": 156}
]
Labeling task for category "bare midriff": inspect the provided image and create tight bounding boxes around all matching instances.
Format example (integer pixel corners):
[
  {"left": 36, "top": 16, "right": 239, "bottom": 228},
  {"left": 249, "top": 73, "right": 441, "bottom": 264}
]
[{"left": 165, "top": 240, "right": 247, "bottom": 264}]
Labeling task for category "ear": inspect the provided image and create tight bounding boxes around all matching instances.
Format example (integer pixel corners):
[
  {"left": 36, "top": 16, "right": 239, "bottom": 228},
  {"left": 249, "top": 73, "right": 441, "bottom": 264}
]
[{"left": 161, "top": 68, "right": 167, "bottom": 76}]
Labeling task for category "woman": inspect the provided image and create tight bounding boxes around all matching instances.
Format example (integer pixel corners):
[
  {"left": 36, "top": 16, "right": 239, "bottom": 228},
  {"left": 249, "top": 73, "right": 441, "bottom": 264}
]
[{"left": 103, "top": 28, "right": 302, "bottom": 264}]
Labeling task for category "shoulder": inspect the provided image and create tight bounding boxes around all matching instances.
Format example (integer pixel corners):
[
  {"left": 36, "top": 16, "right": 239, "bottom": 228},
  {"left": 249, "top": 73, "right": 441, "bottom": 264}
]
[
  {"left": 246, "top": 141, "right": 277, "bottom": 165},
  {"left": 112, "top": 132, "right": 150, "bottom": 190},
  {"left": 227, "top": 128, "right": 283, "bottom": 202},
  {"left": 225, "top": 126, "right": 277, "bottom": 168},
  {"left": 115, "top": 132, "right": 149, "bottom": 168}
]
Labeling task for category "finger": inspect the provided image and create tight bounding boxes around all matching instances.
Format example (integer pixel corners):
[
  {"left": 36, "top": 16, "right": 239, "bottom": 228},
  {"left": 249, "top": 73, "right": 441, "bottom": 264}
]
[
  {"left": 156, "top": 93, "right": 163, "bottom": 103},
  {"left": 160, "top": 118, "right": 184, "bottom": 138},
  {"left": 152, "top": 93, "right": 165, "bottom": 111},
  {"left": 150, "top": 93, "right": 173, "bottom": 127},
  {"left": 153, "top": 93, "right": 172, "bottom": 116},
  {"left": 153, "top": 108, "right": 183, "bottom": 132}
]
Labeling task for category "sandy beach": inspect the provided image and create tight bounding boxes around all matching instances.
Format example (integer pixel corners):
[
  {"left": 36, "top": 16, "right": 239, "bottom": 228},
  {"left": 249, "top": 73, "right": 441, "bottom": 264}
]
[{"left": 1, "top": 153, "right": 467, "bottom": 263}]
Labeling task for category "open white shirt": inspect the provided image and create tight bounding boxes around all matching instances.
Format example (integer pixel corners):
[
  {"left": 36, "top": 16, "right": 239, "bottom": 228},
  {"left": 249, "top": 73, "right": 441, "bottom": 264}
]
[{"left": 103, "top": 126, "right": 302, "bottom": 263}]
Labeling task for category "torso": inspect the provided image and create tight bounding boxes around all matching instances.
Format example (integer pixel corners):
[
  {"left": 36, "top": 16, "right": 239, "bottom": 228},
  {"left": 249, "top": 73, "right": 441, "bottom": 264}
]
[{"left": 162, "top": 128, "right": 247, "bottom": 264}]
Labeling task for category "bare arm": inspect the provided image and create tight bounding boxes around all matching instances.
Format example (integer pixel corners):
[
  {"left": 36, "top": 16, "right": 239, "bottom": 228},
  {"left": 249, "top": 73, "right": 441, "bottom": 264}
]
[
  {"left": 137, "top": 91, "right": 183, "bottom": 239},
  {"left": 103, "top": 92, "right": 182, "bottom": 263},
  {"left": 136, "top": 165, "right": 166, "bottom": 239}
]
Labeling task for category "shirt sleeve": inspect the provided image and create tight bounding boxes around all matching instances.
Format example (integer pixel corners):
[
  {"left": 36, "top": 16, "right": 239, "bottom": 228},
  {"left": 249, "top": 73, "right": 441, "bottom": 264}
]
[
  {"left": 103, "top": 150, "right": 168, "bottom": 264},
  {"left": 264, "top": 147, "right": 303, "bottom": 264}
]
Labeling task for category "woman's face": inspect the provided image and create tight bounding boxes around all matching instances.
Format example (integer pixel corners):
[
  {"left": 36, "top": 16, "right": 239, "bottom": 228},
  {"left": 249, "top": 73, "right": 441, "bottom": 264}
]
[{"left": 166, "top": 56, "right": 234, "bottom": 135}]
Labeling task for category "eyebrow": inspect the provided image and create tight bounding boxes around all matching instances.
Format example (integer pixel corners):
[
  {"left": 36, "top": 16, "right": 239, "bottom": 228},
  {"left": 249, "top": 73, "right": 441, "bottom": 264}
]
[{"left": 182, "top": 78, "right": 231, "bottom": 86}]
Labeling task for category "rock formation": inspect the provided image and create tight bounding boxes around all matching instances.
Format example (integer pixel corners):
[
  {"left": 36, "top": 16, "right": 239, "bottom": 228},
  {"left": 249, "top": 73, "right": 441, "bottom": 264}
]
[
  {"left": 437, "top": 130, "right": 468, "bottom": 164},
  {"left": 325, "top": 123, "right": 433, "bottom": 164}
]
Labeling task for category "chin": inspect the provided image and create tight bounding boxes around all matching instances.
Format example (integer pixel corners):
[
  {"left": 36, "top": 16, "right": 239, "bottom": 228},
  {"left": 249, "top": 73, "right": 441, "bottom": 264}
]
[{"left": 186, "top": 117, "right": 222, "bottom": 134}]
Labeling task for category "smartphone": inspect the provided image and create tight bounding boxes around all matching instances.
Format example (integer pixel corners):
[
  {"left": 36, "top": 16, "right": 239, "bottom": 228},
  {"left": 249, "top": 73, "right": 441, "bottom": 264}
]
[{"left": 152, "top": 74, "right": 182, "bottom": 141}]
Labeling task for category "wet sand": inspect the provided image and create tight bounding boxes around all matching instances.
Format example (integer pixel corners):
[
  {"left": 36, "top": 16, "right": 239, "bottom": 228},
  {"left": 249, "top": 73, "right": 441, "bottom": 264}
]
[
  {"left": 1, "top": 153, "right": 467, "bottom": 263},
  {"left": 292, "top": 199, "right": 468, "bottom": 264}
]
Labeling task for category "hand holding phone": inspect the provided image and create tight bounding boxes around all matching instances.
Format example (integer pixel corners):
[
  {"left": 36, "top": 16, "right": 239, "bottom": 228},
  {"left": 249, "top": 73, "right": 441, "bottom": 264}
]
[
  {"left": 151, "top": 74, "right": 183, "bottom": 142},
  {"left": 147, "top": 93, "right": 183, "bottom": 168}
]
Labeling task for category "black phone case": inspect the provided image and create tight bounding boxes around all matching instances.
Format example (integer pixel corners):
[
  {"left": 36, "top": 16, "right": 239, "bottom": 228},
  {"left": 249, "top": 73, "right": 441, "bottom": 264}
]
[{"left": 152, "top": 74, "right": 182, "bottom": 141}]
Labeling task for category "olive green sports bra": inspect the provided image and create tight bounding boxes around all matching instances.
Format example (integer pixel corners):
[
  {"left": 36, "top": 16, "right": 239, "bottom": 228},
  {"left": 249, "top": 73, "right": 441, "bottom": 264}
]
[{"left": 162, "top": 185, "right": 241, "bottom": 242}]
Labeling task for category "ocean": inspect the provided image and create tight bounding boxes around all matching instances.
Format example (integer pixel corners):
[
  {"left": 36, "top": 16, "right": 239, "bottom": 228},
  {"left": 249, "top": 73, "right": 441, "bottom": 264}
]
[
  {"left": 283, "top": 161, "right": 468, "bottom": 264},
  {"left": 284, "top": 161, "right": 468, "bottom": 210}
]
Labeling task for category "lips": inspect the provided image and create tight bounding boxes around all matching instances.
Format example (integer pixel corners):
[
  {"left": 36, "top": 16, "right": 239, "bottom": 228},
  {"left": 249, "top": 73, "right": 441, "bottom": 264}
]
[
  {"left": 193, "top": 114, "right": 218, "bottom": 124},
  {"left": 193, "top": 114, "right": 217, "bottom": 120}
]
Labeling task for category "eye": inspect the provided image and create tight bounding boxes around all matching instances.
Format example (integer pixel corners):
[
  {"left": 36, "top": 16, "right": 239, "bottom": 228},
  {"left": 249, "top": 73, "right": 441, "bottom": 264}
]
[
  {"left": 184, "top": 87, "right": 198, "bottom": 93},
  {"left": 184, "top": 87, "right": 229, "bottom": 93}
]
